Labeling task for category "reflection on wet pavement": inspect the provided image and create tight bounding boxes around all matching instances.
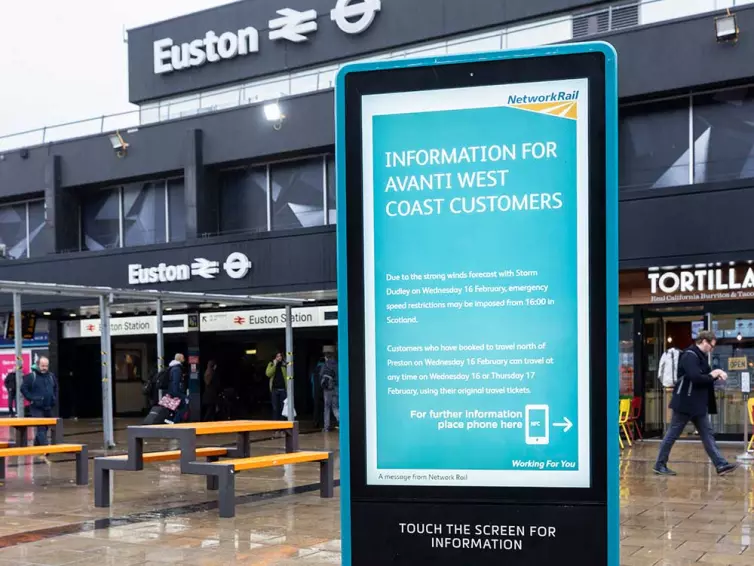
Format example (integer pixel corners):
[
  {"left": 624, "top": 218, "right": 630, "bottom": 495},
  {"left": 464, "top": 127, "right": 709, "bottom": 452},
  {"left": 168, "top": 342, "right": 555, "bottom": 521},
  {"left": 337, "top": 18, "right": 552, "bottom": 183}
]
[{"left": 0, "top": 420, "right": 752, "bottom": 564}]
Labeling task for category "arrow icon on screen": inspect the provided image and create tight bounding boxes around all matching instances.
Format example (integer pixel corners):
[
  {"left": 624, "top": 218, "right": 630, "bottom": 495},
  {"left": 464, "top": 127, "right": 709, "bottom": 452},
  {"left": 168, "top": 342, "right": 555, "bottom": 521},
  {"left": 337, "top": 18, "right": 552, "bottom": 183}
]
[{"left": 553, "top": 417, "right": 573, "bottom": 432}]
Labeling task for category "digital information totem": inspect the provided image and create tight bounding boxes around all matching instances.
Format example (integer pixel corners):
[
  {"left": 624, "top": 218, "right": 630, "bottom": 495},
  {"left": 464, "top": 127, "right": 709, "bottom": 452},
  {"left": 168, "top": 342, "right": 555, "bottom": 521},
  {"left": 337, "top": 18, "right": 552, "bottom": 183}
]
[{"left": 336, "top": 42, "right": 618, "bottom": 566}]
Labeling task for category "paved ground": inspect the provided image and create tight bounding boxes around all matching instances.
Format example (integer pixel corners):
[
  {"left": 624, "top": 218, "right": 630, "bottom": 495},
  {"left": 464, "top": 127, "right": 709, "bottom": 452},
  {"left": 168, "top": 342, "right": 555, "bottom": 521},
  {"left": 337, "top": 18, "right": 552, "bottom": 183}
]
[{"left": 0, "top": 419, "right": 752, "bottom": 565}]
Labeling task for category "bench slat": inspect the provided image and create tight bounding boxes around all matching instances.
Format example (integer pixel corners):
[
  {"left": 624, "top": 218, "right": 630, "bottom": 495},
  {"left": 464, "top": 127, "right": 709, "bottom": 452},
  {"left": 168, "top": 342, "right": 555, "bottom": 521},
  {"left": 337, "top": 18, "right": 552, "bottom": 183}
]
[
  {"left": 102, "top": 446, "right": 228, "bottom": 463},
  {"left": 0, "top": 418, "right": 58, "bottom": 427},
  {"left": 219, "top": 451, "right": 329, "bottom": 471},
  {"left": 138, "top": 420, "right": 294, "bottom": 435},
  {"left": 0, "top": 444, "right": 82, "bottom": 457}
]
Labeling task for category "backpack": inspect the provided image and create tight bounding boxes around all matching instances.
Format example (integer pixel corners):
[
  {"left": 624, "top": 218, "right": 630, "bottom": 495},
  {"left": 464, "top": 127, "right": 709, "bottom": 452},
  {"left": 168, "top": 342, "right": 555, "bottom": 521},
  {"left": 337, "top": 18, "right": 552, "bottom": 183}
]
[
  {"left": 320, "top": 362, "right": 337, "bottom": 391},
  {"left": 155, "top": 368, "right": 170, "bottom": 391}
]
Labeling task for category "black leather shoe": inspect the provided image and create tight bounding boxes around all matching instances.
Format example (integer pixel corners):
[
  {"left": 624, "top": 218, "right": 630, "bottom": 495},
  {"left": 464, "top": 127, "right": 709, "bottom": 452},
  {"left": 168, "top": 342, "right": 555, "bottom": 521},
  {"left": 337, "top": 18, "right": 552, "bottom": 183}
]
[
  {"left": 653, "top": 465, "right": 677, "bottom": 476},
  {"left": 717, "top": 463, "right": 739, "bottom": 476}
]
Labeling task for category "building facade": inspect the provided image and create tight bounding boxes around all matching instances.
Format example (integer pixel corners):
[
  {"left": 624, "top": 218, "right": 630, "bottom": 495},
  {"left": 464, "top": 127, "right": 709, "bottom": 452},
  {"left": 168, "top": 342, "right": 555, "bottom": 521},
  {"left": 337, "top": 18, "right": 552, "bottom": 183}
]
[{"left": 1, "top": 0, "right": 754, "bottom": 432}]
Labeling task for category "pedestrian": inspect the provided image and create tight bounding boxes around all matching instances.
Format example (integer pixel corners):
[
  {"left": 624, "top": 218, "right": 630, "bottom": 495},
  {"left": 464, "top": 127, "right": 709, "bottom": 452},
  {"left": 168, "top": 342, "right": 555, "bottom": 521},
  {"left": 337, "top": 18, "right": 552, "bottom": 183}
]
[
  {"left": 266, "top": 352, "right": 289, "bottom": 421},
  {"left": 654, "top": 331, "right": 738, "bottom": 476},
  {"left": 202, "top": 360, "right": 219, "bottom": 421},
  {"left": 167, "top": 353, "right": 187, "bottom": 423},
  {"left": 311, "top": 356, "right": 325, "bottom": 429},
  {"left": 320, "top": 351, "right": 339, "bottom": 432},
  {"left": 4, "top": 370, "right": 17, "bottom": 417},
  {"left": 20, "top": 357, "right": 57, "bottom": 446}
]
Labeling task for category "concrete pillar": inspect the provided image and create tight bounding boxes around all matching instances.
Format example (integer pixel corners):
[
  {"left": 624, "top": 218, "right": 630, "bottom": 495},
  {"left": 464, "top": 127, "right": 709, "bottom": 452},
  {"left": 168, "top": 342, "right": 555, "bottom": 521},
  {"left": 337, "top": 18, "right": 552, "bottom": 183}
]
[
  {"left": 184, "top": 129, "right": 218, "bottom": 239},
  {"left": 44, "top": 155, "right": 79, "bottom": 253}
]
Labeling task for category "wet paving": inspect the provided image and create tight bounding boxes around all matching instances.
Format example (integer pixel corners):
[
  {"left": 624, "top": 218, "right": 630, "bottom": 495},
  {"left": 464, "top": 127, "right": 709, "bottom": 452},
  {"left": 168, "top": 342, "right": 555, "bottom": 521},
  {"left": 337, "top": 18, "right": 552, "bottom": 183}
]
[{"left": 0, "top": 419, "right": 752, "bottom": 565}]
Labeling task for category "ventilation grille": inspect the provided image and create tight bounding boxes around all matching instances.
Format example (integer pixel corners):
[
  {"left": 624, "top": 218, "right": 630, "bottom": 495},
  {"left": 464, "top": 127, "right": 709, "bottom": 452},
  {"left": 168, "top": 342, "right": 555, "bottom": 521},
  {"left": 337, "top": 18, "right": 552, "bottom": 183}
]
[{"left": 572, "top": 2, "right": 639, "bottom": 38}]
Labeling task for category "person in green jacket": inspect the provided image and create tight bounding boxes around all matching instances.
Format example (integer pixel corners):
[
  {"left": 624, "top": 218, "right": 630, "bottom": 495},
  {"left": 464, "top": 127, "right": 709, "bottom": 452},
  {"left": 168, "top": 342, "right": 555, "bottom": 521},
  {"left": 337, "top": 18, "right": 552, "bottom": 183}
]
[{"left": 266, "top": 352, "right": 290, "bottom": 420}]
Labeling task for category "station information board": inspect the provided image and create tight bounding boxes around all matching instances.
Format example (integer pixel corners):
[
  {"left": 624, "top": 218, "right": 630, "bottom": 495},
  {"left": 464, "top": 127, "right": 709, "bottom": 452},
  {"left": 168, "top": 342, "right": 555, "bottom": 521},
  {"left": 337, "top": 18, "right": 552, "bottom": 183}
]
[{"left": 336, "top": 42, "right": 618, "bottom": 566}]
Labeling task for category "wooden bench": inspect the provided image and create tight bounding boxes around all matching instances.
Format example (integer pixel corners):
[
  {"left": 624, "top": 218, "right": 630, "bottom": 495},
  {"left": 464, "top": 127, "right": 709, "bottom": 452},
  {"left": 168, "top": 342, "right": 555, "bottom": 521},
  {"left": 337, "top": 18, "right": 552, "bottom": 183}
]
[
  {"left": 206, "top": 450, "right": 334, "bottom": 518},
  {"left": 0, "top": 444, "right": 88, "bottom": 485},
  {"left": 0, "top": 417, "right": 64, "bottom": 446},
  {"left": 94, "top": 446, "right": 229, "bottom": 508}
]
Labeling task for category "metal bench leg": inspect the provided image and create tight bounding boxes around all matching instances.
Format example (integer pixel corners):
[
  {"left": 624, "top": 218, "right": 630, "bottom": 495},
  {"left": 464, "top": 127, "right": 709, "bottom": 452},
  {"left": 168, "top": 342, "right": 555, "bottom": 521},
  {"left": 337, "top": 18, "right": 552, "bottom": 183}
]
[
  {"left": 285, "top": 421, "right": 299, "bottom": 453},
  {"left": 76, "top": 446, "right": 89, "bottom": 486},
  {"left": 53, "top": 419, "right": 64, "bottom": 445},
  {"left": 94, "top": 462, "right": 110, "bottom": 507},
  {"left": 206, "top": 457, "right": 219, "bottom": 490},
  {"left": 320, "top": 454, "right": 334, "bottom": 498},
  {"left": 218, "top": 469, "right": 236, "bottom": 518}
]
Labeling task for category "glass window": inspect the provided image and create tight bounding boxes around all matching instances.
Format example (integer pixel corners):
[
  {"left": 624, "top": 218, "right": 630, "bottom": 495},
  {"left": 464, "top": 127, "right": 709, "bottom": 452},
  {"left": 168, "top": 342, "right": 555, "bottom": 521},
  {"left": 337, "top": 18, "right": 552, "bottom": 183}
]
[
  {"left": 123, "top": 182, "right": 167, "bottom": 247},
  {"left": 708, "top": 313, "right": 754, "bottom": 435},
  {"left": 0, "top": 203, "right": 28, "bottom": 259},
  {"left": 327, "top": 156, "right": 336, "bottom": 225},
  {"left": 619, "top": 311, "right": 634, "bottom": 398},
  {"left": 220, "top": 167, "right": 268, "bottom": 235},
  {"left": 619, "top": 98, "right": 690, "bottom": 191},
  {"left": 270, "top": 158, "right": 325, "bottom": 231},
  {"left": 28, "top": 201, "right": 53, "bottom": 257},
  {"left": 167, "top": 179, "right": 186, "bottom": 242},
  {"left": 693, "top": 87, "right": 754, "bottom": 184},
  {"left": 81, "top": 188, "right": 121, "bottom": 251}
]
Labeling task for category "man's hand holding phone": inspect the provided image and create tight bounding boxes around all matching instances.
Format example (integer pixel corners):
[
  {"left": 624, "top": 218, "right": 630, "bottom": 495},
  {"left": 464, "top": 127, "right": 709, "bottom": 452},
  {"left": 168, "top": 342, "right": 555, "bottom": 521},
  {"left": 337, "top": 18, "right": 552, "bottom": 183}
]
[{"left": 711, "top": 369, "right": 728, "bottom": 381}]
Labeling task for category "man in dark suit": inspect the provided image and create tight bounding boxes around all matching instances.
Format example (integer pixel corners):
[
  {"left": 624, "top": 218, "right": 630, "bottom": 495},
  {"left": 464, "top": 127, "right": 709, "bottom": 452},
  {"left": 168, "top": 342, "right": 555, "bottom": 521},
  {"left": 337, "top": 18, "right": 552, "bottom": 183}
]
[{"left": 654, "top": 331, "right": 737, "bottom": 476}]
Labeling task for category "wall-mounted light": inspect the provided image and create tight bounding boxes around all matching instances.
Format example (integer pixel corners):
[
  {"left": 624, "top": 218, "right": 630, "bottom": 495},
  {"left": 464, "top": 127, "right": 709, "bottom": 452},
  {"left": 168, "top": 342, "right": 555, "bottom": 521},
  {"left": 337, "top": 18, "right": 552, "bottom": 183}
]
[
  {"left": 667, "top": 336, "right": 673, "bottom": 344},
  {"left": 42, "top": 311, "right": 51, "bottom": 316},
  {"left": 715, "top": 10, "right": 739, "bottom": 43},
  {"left": 115, "top": 310, "right": 124, "bottom": 315},
  {"left": 737, "top": 333, "right": 743, "bottom": 341},
  {"left": 245, "top": 349, "right": 257, "bottom": 355},
  {"left": 263, "top": 102, "right": 285, "bottom": 130},
  {"left": 108, "top": 130, "right": 129, "bottom": 158},
  {"left": 69, "top": 312, "right": 77, "bottom": 318}
]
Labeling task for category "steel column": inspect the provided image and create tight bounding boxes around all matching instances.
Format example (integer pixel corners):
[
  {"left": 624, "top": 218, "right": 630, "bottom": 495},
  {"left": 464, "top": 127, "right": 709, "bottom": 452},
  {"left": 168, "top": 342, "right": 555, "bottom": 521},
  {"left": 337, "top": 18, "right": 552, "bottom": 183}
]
[
  {"left": 99, "top": 295, "right": 115, "bottom": 447},
  {"left": 156, "top": 299, "right": 165, "bottom": 372},
  {"left": 285, "top": 305, "right": 295, "bottom": 421},
  {"left": 13, "top": 293, "right": 24, "bottom": 418}
]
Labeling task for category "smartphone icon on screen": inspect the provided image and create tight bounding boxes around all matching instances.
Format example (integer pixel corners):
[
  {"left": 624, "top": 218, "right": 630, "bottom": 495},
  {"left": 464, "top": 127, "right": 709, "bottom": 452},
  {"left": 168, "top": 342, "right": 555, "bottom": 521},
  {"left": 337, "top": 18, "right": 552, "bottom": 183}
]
[{"left": 525, "top": 404, "right": 550, "bottom": 445}]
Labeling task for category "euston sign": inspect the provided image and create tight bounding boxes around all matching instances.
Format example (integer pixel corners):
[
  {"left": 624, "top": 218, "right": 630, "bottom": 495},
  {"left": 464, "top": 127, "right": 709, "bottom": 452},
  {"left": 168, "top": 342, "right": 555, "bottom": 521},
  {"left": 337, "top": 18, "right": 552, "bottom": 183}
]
[
  {"left": 154, "top": 0, "right": 382, "bottom": 74},
  {"left": 127, "top": 252, "right": 252, "bottom": 285}
]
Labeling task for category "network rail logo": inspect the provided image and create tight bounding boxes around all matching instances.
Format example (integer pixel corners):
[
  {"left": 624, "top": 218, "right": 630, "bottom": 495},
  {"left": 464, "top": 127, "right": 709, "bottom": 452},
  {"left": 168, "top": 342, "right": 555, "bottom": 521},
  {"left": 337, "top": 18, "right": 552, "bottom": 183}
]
[{"left": 507, "top": 90, "right": 581, "bottom": 120}]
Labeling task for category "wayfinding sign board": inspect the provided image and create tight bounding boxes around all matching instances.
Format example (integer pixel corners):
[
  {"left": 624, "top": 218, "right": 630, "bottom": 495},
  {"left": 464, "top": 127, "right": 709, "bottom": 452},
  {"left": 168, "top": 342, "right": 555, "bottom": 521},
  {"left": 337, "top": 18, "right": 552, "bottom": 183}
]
[{"left": 336, "top": 42, "right": 618, "bottom": 565}]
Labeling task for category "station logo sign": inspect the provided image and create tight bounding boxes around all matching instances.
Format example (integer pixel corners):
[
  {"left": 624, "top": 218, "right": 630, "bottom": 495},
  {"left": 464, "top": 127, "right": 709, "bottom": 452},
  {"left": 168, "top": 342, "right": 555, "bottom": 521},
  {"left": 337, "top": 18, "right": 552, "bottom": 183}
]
[
  {"left": 127, "top": 252, "right": 252, "bottom": 285},
  {"left": 153, "top": 0, "right": 382, "bottom": 74}
]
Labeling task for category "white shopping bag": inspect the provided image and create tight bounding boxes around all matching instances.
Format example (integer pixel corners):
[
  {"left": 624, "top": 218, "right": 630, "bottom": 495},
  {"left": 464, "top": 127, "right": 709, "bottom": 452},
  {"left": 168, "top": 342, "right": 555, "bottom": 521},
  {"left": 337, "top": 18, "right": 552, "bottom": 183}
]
[{"left": 282, "top": 397, "right": 297, "bottom": 418}]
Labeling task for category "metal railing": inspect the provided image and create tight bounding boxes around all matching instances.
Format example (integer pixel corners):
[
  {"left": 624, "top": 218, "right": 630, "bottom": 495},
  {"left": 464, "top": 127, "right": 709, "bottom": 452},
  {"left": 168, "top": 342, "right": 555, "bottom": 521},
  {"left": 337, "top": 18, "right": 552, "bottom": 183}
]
[{"left": 0, "top": 0, "right": 743, "bottom": 153}]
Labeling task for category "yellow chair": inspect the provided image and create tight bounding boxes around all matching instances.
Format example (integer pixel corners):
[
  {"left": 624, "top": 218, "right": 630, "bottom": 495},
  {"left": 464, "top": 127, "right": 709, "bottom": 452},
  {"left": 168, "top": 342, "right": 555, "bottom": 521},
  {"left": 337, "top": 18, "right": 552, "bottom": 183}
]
[
  {"left": 619, "top": 398, "right": 632, "bottom": 450},
  {"left": 747, "top": 398, "right": 754, "bottom": 453}
]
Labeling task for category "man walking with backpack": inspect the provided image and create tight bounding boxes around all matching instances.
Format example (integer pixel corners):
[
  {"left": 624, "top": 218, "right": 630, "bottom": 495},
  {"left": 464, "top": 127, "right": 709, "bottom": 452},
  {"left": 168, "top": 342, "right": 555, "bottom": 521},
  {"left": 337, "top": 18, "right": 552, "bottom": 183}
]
[
  {"left": 654, "top": 331, "right": 738, "bottom": 476},
  {"left": 320, "top": 351, "right": 339, "bottom": 432},
  {"left": 20, "top": 357, "right": 57, "bottom": 445}
]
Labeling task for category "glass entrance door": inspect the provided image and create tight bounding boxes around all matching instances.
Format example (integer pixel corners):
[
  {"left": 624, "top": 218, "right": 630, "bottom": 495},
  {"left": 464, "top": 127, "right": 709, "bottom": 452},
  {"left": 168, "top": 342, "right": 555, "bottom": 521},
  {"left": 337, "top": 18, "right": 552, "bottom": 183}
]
[
  {"left": 643, "top": 317, "right": 664, "bottom": 436},
  {"left": 642, "top": 312, "right": 705, "bottom": 437}
]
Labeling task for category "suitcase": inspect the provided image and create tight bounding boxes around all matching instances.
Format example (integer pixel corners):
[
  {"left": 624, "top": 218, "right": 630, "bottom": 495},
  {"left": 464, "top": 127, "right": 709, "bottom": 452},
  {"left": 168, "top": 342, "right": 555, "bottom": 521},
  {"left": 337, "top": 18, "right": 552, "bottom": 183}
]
[{"left": 143, "top": 405, "right": 174, "bottom": 425}]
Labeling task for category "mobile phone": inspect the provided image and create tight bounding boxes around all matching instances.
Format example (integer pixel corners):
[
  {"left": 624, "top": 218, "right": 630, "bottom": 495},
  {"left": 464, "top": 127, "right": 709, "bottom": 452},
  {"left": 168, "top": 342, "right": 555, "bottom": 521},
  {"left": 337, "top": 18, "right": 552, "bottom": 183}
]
[{"left": 525, "top": 404, "right": 550, "bottom": 445}]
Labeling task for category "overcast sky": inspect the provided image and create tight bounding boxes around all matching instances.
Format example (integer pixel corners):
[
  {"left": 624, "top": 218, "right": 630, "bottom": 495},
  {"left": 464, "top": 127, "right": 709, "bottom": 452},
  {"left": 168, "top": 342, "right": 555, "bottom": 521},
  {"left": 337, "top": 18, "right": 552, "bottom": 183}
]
[{"left": 0, "top": 0, "right": 234, "bottom": 137}]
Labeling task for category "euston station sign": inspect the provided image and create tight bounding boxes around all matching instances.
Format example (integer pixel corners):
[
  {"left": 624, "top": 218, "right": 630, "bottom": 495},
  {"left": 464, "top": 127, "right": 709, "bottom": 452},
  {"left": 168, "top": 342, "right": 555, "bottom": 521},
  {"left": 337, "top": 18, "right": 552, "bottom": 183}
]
[
  {"left": 127, "top": 252, "right": 252, "bottom": 285},
  {"left": 153, "top": 0, "right": 382, "bottom": 74}
]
